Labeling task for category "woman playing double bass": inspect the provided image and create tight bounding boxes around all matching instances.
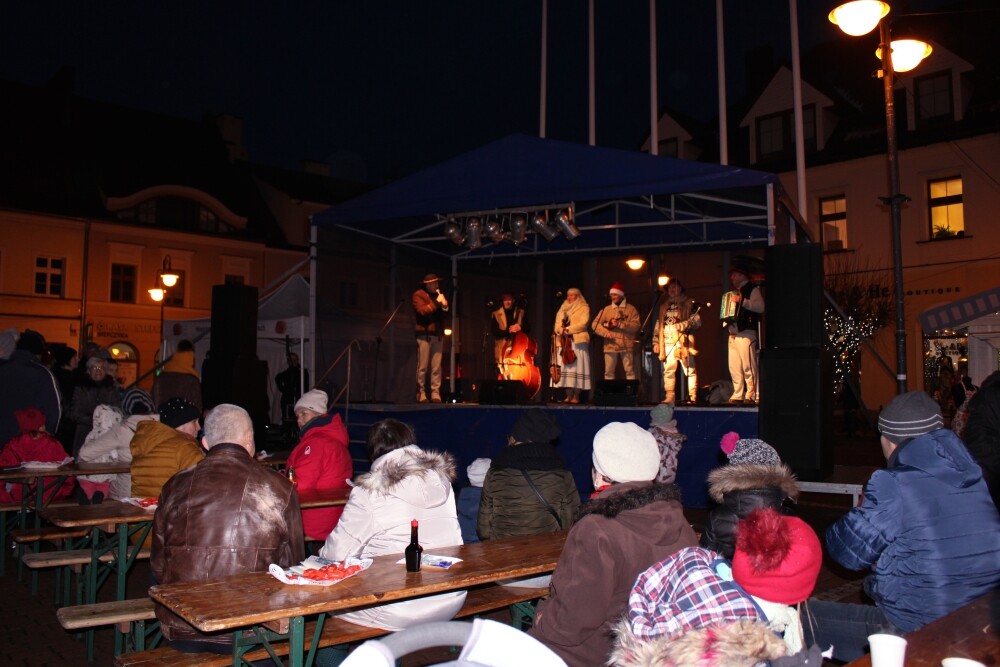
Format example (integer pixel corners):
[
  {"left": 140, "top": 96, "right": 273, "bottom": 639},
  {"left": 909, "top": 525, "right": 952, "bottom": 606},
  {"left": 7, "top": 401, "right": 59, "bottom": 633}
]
[
  {"left": 491, "top": 293, "right": 527, "bottom": 373},
  {"left": 551, "top": 288, "right": 591, "bottom": 404}
]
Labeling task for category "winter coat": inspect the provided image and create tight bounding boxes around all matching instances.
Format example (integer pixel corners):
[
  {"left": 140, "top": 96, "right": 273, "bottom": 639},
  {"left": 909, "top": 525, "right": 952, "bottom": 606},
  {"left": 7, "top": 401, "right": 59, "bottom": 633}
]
[
  {"left": 456, "top": 485, "right": 482, "bottom": 543},
  {"left": 611, "top": 617, "right": 785, "bottom": 667},
  {"left": 412, "top": 288, "right": 447, "bottom": 337},
  {"left": 477, "top": 442, "right": 580, "bottom": 540},
  {"left": 553, "top": 298, "right": 590, "bottom": 345},
  {"left": 592, "top": 301, "right": 641, "bottom": 353},
  {"left": 649, "top": 423, "right": 686, "bottom": 485},
  {"left": 77, "top": 414, "right": 158, "bottom": 499},
  {"left": 69, "top": 376, "right": 121, "bottom": 452},
  {"left": 0, "top": 431, "right": 74, "bottom": 503},
  {"left": 129, "top": 420, "right": 204, "bottom": 498},
  {"left": 961, "top": 381, "right": 1000, "bottom": 510},
  {"left": 151, "top": 351, "right": 202, "bottom": 411},
  {"left": 0, "top": 350, "right": 61, "bottom": 449},
  {"left": 700, "top": 463, "right": 799, "bottom": 560},
  {"left": 286, "top": 412, "right": 352, "bottom": 541},
  {"left": 528, "top": 482, "right": 698, "bottom": 667},
  {"left": 320, "top": 445, "right": 466, "bottom": 631},
  {"left": 826, "top": 428, "right": 1000, "bottom": 632},
  {"left": 152, "top": 443, "right": 304, "bottom": 646}
]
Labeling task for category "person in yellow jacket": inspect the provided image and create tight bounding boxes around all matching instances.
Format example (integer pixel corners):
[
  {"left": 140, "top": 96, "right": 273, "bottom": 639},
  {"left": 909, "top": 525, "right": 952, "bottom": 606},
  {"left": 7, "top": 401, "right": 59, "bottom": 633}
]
[
  {"left": 130, "top": 397, "right": 204, "bottom": 499},
  {"left": 152, "top": 340, "right": 202, "bottom": 412}
]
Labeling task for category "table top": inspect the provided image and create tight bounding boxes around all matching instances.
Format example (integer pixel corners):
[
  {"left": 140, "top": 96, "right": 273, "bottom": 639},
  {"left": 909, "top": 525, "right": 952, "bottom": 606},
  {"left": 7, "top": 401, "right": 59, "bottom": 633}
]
[
  {"left": 39, "top": 499, "right": 155, "bottom": 529},
  {"left": 296, "top": 488, "right": 350, "bottom": 509},
  {"left": 151, "top": 530, "right": 567, "bottom": 633},
  {"left": 845, "top": 591, "right": 999, "bottom": 667},
  {"left": 0, "top": 461, "right": 131, "bottom": 481}
]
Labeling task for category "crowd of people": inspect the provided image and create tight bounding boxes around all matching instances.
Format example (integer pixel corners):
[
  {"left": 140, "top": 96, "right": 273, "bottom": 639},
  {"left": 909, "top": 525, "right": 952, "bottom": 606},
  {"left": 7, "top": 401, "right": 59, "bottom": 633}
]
[{"left": 2, "top": 324, "right": 999, "bottom": 666}]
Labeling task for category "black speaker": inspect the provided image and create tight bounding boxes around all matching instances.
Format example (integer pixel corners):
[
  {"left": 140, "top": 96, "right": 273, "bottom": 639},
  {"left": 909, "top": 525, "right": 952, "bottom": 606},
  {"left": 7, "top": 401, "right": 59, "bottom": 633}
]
[
  {"left": 764, "top": 244, "right": 824, "bottom": 348},
  {"left": 479, "top": 380, "right": 528, "bottom": 405},
  {"left": 201, "top": 356, "right": 270, "bottom": 434},
  {"left": 594, "top": 380, "right": 641, "bottom": 406},
  {"left": 758, "top": 347, "right": 833, "bottom": 481},
  {"left": 210, "top": 284, "right": 259, "bottom": 360}
]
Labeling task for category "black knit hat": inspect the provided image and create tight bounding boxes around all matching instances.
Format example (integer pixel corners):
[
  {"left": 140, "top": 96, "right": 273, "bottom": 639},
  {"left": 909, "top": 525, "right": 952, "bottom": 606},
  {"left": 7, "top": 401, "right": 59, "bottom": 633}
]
[
  {"left": 510, "top": 409, "right": 560, "bottom": 444},
  {"left": 15, "top": 329, "right": 45, "bottom": 355},
  {"left": 878, "top": 391, "right": 943, "bottom": 444},
  {"left": 158, "top": 397, "right": 200, "bottom": 429}
]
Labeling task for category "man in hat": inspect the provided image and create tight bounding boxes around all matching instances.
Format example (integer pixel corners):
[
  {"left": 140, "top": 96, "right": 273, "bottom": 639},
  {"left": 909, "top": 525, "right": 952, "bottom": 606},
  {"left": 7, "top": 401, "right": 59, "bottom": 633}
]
[
  {"left": 530, "top": 421, "right": 697, "bottom": 667},
  {"left": 726, "top": 263, "right": 764, "bottom": 404},
  {"left": 806, "top": 391, "right": 1000, "bottom": 661},
  {"left": 129, "top": 397, "right": 205, "bottom": 499},
  {"left": 490, "top": 293, "right": 527, "bottom": 375},
  {"left": 0, "top": 329, "right": 61, "bottom": 449},
  {"left": 412, "top": 273, "right": 449, "bottom": 403},
  {"left": 653, "top": 278, "right": 700, "bottom": 404},
  {"left": 592, "top": 282, "right": 641, "bottom": 381}
]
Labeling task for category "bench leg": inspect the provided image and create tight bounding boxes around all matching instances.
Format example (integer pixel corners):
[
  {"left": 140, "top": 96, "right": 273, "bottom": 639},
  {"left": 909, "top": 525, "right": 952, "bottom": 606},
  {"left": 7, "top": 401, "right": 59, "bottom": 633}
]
[{"left": 510, "top": 600, "right": 539, "bottom": 631}]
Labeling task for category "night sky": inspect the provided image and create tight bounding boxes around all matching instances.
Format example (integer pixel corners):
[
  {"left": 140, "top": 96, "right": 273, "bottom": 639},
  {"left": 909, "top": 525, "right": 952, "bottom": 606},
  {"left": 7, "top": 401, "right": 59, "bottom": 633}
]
[{"left": 1, "top": 1, "right": 962, "bottom": 183}]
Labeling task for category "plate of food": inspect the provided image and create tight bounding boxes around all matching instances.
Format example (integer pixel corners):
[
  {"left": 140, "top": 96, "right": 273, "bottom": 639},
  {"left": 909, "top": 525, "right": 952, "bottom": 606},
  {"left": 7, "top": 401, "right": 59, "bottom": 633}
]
[{"left": 269, "top": 556, "right": 373, "bottom": 586}]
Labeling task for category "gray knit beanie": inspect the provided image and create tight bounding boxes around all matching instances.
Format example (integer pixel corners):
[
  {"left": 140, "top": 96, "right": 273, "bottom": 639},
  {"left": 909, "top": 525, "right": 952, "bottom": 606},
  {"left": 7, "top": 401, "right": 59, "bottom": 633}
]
[{"left": 878, "top": 391, "right": 943, "bottom": 444}]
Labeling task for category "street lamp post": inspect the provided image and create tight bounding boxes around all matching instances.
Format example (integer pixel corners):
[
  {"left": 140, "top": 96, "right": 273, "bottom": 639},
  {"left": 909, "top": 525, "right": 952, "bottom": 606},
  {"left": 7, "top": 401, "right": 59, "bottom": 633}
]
[
  {"left": 148, "top": 255, "right": 180, "bottom": 365},
  {"left": 829, "top": 0, "right": 931, "bottom": 395}
]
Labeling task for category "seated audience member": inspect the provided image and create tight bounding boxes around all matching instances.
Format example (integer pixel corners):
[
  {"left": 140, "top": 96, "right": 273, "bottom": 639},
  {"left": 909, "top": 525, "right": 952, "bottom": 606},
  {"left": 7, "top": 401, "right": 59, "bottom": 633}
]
[
  {"left": 0, "top": 329, "right": 62, "bottom": 450},
  {"left": 611, "top": 508, "right": 822, "bottom": 667},
  {"left": 77, "top": 388, "right": 159, "bottom": 500},
  {"left": 457, "top": 457, "right": 490, "bottom": 544},
  {"left": 69, "top": 355, "right": 121, "bottom": 456},
  {"left": 647, "top": 403, "right": 685, "bottom": 484},
  {"left": 129, "top": 397, "right": 204, "bottom": 498},
  {"left": 0, "top": 408, "right": 74, "bottom": 503},
  {"left": 529, "top": 422, "right": 697, "bottom": 667},
  {"left": 319, "top": 418, "right": 466, "bottom": 631},
  {"left": 151, "top": 339, "right": 202, "bottom": 411},
  {"left": 152, "top": 404, "right": 304, "bottom": 655},
  {"left": 286, "top": 388, "right": 352, "bottom": 541},
  {"left": 75, "top": 404, "right": 123, "bottom": 503},
  {"left": 478, "top": 409, "right": 579, "bottom": 541},
  {"left": 807, "top": 391, "right": 1000, "bottom": 661},
  {"left": 960, "top": 375, "right": 1000, "bottom": 509},
  {"left": 700, "top": 432, "right": 799, "bottom": 560}
]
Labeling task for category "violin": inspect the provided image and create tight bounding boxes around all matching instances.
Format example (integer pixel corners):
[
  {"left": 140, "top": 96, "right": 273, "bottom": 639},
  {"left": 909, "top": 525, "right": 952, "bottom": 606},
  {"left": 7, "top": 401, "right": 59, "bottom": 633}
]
[{"left": 558, "top": 315, "right": 576, "bottom": 365}]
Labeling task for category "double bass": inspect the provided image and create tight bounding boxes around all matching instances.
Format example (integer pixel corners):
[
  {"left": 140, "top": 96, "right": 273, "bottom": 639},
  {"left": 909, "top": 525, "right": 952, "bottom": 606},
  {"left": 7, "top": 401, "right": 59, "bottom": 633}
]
[{"left": 500, "top": 332, "right": 542, "bottom": 399}]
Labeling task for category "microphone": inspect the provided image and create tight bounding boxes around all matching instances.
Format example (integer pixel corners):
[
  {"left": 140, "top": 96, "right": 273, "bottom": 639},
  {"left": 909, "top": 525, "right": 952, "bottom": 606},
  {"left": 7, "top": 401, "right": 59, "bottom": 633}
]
[
  {"left": 436, "top": 289, "right": 443, "bottom": 296},
  {"left": 555, "top": 291, "right": 565, "bottom": 299},
  {"left": 486, "top": 299, "right": 496, "bottom": 308}
]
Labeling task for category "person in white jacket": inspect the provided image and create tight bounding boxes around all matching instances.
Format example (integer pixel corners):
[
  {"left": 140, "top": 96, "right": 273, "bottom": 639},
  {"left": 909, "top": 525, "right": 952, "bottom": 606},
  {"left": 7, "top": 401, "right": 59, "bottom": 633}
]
[
  {"left": 76, "top": 389, "right": 159, "bottom": 500},
  {"left": 319, "top": 418, "right": 466, "bottom": 632}
]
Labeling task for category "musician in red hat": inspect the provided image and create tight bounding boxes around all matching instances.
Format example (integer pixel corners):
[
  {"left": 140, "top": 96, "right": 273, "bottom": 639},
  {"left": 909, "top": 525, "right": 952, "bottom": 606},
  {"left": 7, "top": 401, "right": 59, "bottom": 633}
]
[
  {"left": 726, "top": 263, "right": 764, "bottom": 405},
  {"left": 592, "top": 282, "right": 641, "bottom": 382}
]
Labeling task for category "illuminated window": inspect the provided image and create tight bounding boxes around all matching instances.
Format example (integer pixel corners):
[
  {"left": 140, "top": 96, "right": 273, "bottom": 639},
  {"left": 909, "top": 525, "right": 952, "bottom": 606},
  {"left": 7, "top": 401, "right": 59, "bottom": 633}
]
[
  {"left": 34, "top": 256, "right": 64, "bottom": 297},
  {"left": 928, "top": 177, "right": 964, "bottom": 239},
  {"left": 819, "top": 196, "right": 848, "bottom": 251}
]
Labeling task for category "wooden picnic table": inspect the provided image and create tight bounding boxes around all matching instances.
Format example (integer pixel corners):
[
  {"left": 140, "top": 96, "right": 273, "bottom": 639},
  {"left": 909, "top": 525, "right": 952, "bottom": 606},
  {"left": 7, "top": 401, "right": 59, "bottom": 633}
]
[
  {"left": 845, "top": 590, "right": 999, "bottom": 667},
  {"left": 150, "top": 530, "right": 568, "bottom": 667},
  {"left": 295, "top": 487, "right": 350, "bottom": 509}
]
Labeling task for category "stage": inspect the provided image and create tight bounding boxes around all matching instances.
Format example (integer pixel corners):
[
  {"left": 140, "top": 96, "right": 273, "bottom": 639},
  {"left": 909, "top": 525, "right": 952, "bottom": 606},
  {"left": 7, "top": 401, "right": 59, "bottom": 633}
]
[{"left": 342, "top": 402, "right": 759, "bottom": 509}]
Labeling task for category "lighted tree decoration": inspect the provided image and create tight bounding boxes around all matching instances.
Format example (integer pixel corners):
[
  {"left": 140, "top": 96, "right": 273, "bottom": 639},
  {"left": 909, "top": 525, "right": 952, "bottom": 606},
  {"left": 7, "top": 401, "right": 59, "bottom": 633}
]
[{"left": 823, "top": 254, "right": 894, "bottom": 395}]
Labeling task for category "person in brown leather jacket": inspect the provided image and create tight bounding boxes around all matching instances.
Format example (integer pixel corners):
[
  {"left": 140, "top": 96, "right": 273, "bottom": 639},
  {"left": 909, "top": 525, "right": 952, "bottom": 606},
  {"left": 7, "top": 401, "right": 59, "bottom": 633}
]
[{"left": 151, "top": 403, "right": 304, "bottom": 655}]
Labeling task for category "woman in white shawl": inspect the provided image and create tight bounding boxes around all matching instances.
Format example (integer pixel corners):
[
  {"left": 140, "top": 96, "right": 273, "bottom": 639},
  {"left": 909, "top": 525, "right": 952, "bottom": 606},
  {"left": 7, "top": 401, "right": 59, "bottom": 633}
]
[{"left": 551, "top": 288, "right": 591, "bottom": 404}]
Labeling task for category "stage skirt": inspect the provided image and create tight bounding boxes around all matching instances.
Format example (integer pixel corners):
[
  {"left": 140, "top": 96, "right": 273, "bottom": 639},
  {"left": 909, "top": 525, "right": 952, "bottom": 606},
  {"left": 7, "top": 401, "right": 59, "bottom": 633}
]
[{"left": 551, "top": 342, "right": 591, "bottom": 390}]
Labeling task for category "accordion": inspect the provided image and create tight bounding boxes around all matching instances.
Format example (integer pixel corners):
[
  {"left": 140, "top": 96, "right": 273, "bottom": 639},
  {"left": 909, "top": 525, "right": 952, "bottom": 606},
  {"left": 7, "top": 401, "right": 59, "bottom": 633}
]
[{"left": 720, "top": 290, "right": 740, "bottom": 323}]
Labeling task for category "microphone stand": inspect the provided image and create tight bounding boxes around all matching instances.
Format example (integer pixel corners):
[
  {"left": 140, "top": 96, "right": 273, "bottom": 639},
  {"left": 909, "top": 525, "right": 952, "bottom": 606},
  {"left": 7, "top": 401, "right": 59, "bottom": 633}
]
[
  {"left": 371, "top": 299, "right": 406, "bottom": 402},
  {"left": 639, "top": 290, "right": 664, "bottom": 404}
]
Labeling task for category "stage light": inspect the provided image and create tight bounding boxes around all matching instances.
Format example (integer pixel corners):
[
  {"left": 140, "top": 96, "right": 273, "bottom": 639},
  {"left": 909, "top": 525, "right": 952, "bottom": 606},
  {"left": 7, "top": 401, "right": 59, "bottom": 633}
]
[
  {"left": 445, "top": 220, "right": 465, "bottom": 246},
  {"left": 484, "top": 218, "right": 506, "bottom": 243},
  {"left": 510, "top": 215, "right": 527, "bottom": 245},
  {"left": 626, "top": 258, "right": 646, "bottom": 271},
  {"left": 658, "top": 274, "right": 670, "bottom": 287},
  {"left": 554, "top": 209, "right": 581, "bottom": 240},
  {"left": 530, "top": 212, "right": 559, "bottom": 242},
  {"left": 466, "top": 218, "right": 482, "bottom": 249}
]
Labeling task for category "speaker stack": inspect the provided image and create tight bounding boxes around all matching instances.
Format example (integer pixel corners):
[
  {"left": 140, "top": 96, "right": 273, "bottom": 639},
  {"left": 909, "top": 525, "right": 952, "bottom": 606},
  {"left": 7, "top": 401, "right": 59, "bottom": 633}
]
[
  {"left": 479, "top": 380, "right": 529, "bottom": 405},
  {"left": 759, "top": 244, "right": 833, "bottom": 481},
  {"left": 594, "top": 380, "right": 640, "bottom": 407}
]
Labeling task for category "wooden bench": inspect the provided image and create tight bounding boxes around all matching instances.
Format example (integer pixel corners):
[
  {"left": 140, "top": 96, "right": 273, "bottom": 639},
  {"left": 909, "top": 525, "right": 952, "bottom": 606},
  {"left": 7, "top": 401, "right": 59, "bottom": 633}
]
[
  {"left": 23, "top": 547, "right": 151, "bottom": 608},
  {"left": 12, "top": 525, "right": 91, "bottom": 597},
  {"left": 0, "top": 499, "right": 78, "bottom": 576},
  {"left": 797, "top": 481, "right": 864, "bottom": 507},
  {"left": 59, "top": 597, "right": 160, "bottom": 655},
  {"left": 113, "top": 583, "right": 549, "bottom": 667}
]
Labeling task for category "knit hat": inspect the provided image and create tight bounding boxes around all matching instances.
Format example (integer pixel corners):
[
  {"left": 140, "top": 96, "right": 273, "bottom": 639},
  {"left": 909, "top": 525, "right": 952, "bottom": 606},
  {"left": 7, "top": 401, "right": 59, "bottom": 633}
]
[
  {"left": 732, "top": 509, "right": 822, "bottom": 605},
  {"left": 423, "top": 273, "right": 441, "bottom": 284},
  {"left": 15, "top": 407, "right": 46, "bottom": 433},
  {"left": 609, "top": 282, "right": 625, "bottom": 297},
  {"left": 511, "top": 408, "right": 560, "bottom": 444},
  {"left": 158, "top": 398, "right": 200, "bottom": 429},
  {"left": 878, "top": 390, "right": 943, "bottom": 444},
  {"left": 467, "top": 458, "right": 491, "bottom": 487},
  {"left": 15, "top": 329, "right": 45, "bottom": 356},
  {"left": 592, "top": 422, "right": 660, "bottom": 483},
  {"left": 720, "top": 432, "right": 781, "bottom": 465},
  {"left": 294, "top": 388, "right": 328, "bottom": 415},
  {"left": 54, "top": 346, "right": 77, "bottom": 367},
  {"left": 650, "top": 403, "right": 674, "bottom": 427},
  {"left": 122, "top": 387, "right": 156, "bottom": 416}
]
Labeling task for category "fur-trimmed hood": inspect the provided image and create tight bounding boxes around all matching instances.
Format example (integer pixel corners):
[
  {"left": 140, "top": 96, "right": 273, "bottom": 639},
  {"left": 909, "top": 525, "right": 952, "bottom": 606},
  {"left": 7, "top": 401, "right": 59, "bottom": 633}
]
[
  {"left": 609, "top": 616, "right": 787, "bottom": 667},
  {"left": 355, "top": 445, "right": 457, "bottom": 508},
  {"left": 580, "top": 481, "right": 682, "bottom": 520},
  {"left": 707, "top": 463, "right": 799, "bottom": 504}
]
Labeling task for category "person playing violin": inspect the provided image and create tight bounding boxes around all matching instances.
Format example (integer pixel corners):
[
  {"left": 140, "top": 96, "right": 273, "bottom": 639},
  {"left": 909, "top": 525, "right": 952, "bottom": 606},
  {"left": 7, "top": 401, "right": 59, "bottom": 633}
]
[
  {"left": 491, "top": 293, "right": 527, "bottom": 375},
  {"left": 551, "top": 288, "right": 591, "bottom": 404},
  {"left": 592, "top": 282, "right": 641, "bottom": 382}
]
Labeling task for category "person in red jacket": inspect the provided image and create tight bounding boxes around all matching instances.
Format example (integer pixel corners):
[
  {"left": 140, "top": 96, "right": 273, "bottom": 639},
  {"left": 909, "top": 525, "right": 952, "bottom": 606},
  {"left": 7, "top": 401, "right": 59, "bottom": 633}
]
[
  {"left": 0, "top": 408, "right": 75, "bottom": 503},
  {"left": 286, "top": 389, "right": 352, "bottom": 541}
]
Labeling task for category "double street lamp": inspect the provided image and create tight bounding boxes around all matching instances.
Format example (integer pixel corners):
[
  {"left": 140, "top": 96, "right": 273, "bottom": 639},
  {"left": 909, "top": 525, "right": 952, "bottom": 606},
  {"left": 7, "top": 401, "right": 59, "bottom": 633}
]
[
  {"left": 148, "top": 256, "right": 180, "bottom": 363},
  {"left": 829, "top": 0, "right": 931, "bottom": 395}
]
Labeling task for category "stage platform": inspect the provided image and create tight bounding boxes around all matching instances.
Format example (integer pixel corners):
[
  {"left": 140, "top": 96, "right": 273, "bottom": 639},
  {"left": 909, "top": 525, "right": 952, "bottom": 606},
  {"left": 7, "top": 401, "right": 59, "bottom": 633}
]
[{"left": 342, "top": 402, "right": 759, "bottom": 509}]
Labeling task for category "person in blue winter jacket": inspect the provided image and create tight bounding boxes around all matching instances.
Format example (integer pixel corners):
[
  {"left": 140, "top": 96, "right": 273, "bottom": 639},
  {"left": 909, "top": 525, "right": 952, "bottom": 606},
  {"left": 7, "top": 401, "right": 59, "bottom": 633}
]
[
  {"left": 456, "top": 457, "right": 490, "bottom": 543},
  {"left": 805, "top": 390, "right": 1000, "bottom": 662}
]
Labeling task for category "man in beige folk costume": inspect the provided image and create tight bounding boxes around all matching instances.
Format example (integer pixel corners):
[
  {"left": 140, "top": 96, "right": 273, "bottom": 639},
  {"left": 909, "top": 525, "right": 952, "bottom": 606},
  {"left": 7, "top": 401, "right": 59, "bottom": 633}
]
[
  {"left": 592, "top": 282, "right": 641, "bottom": 382},
  {"left": 653, "top": 279, "right": 700, "bottom": 404}
]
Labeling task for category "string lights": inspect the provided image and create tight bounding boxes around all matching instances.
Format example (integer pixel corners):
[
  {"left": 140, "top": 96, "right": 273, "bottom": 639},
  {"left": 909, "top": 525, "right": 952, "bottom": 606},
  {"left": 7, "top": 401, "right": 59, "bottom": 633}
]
[{"left": 824, "top": 308, "right": 877, "bottom": 393}]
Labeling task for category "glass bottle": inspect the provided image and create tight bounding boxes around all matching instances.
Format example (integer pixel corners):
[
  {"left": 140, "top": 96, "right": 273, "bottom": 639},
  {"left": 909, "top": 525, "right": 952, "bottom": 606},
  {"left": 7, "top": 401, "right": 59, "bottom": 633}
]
[
  {"left": 287, "top": 466, "right": 297, "bottom": 488},
  {"left": 404, "top": 519, "right": 423, "bottom": 572}
]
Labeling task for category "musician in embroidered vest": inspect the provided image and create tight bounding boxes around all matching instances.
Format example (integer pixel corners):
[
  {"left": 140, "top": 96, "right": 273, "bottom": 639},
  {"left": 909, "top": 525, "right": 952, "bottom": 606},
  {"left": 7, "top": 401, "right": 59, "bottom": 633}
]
[
  {"left": 726, "top": 263, "right": 764, "bottom": 404},
  {"left": 592, "top": 282, "right": 641, "bottom": 381},
  {"left": 653, "top": 279, "right": 701, "bottom": 404}
]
